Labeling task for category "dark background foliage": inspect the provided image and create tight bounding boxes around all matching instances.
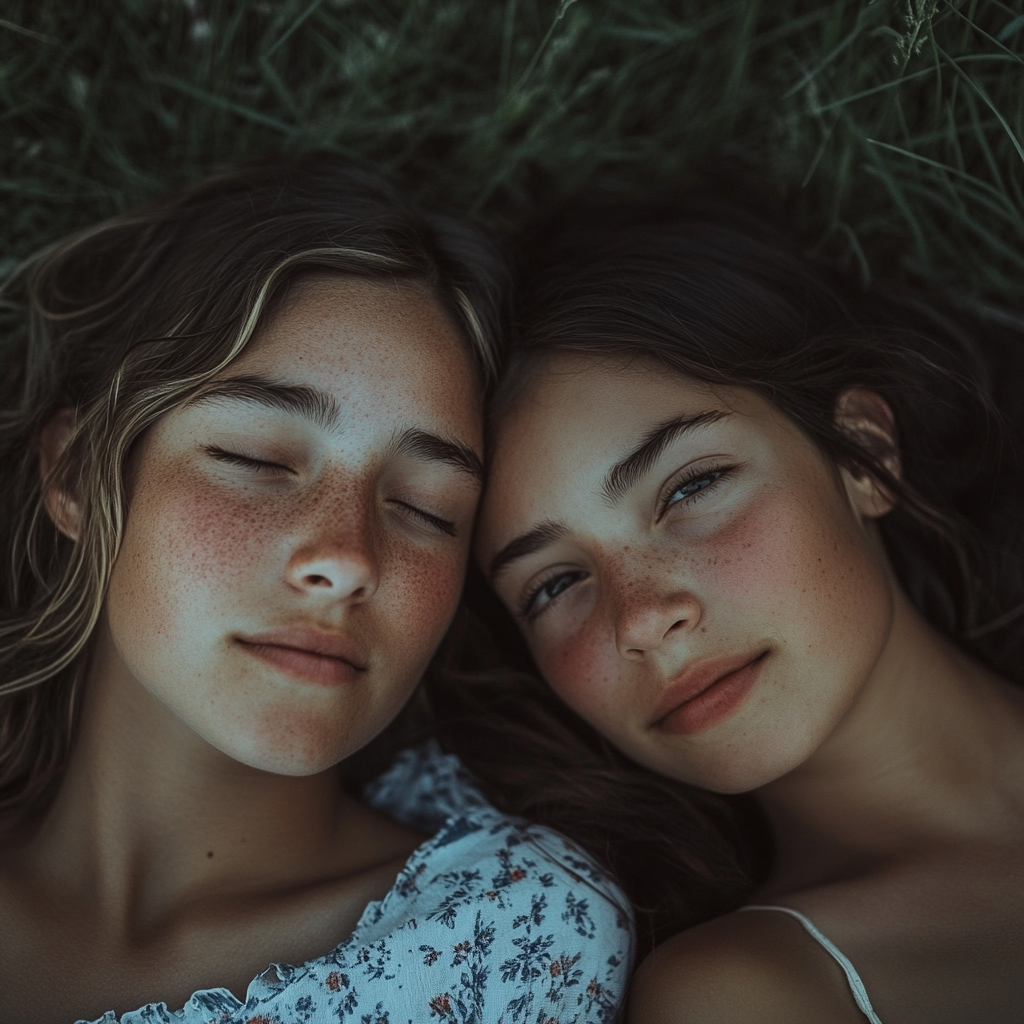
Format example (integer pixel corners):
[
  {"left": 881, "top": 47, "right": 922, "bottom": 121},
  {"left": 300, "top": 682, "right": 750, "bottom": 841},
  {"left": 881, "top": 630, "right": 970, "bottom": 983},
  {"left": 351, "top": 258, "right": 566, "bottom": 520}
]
[{"left": 1, "top": 0, "right": 1022, "bottom": 329}]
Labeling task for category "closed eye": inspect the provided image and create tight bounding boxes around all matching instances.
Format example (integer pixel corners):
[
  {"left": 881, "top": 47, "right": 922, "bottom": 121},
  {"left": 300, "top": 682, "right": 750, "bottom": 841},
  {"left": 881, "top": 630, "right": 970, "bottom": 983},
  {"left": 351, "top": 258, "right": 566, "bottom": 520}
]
[
  {"left": 389, "top": 500, "right": 457, "bottom": 538},
  {"left": 203, "top": 446, "right": 295, "bottom": 475}
]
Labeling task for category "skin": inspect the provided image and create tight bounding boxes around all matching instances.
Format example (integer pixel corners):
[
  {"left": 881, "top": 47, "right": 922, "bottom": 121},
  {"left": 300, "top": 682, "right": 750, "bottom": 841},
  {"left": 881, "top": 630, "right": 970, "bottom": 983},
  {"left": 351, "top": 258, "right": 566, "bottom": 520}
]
[
  {"left": 0, "top": 275, "right": 484, "bottom": 1023},
  {"left": 478, "top": 353, "right": 1024, "bottom": 1024}
]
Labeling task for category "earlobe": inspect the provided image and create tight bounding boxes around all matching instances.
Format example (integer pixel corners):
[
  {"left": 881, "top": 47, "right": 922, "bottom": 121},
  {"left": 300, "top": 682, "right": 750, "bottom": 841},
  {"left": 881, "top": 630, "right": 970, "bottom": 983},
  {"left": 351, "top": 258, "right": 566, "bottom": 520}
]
[
  {"left": 39, "top": 408, "right": 82, "bottom": 541},
  {"left": 834, "top": 388, "right": 900, "bottom": 520}
]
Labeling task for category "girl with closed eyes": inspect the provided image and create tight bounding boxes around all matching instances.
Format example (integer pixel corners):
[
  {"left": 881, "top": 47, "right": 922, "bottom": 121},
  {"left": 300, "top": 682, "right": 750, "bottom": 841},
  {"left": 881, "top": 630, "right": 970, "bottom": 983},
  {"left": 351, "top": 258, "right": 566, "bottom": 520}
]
[
  {"left": 0, "top": 159, "right": 631, "bottom": 1024},
  {"left": 474, "top": 200, "right": 1024, "bottom": 1024}
]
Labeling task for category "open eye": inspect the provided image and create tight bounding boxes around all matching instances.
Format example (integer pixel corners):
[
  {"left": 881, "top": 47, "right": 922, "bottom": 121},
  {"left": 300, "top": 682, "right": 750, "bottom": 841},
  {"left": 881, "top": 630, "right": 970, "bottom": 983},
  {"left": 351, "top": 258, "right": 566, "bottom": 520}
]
[
  {"left": 521, "top": 568, "right": 589, "bottom": 620},
  {"left": 659, "top": 463, "right": 732, "bottom": 517},
  {"left": 203, "top": 446, "right": 295, "bottom": 475}
]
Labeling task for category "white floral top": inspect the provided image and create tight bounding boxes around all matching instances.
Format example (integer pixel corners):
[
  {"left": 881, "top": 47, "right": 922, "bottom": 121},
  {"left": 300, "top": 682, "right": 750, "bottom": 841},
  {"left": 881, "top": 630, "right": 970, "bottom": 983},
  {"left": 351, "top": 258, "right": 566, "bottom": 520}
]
[{"left": 80, "top": 742, "right": 633, "bottom": 1024}]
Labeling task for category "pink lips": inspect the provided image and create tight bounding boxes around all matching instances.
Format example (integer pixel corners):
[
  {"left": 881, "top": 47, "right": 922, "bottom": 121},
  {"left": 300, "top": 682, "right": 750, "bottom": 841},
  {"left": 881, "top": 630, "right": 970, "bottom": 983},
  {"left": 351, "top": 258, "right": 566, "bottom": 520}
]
[
  {"left": 653, "top": 651, "right": 768, "bottom": 736},
  {"left": 236, "top": 628, "right": 367, "bottom": 687}
]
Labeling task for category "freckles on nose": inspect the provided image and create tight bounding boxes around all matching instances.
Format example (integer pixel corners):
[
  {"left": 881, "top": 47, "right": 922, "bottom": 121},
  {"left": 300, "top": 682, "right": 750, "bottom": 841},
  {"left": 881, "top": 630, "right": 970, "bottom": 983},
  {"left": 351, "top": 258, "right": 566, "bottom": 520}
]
[
  {"left": 605, "top": 547, "right": 666, "bottom": 604},
  {"left": 285, "top": 477, "right": 384, "bottom": 585},
  {"left": 308, "top": 472, "right": 366, "bottom": 528},
  {"left": 291, "top": 473, "right": 381, "bottom": 554}
]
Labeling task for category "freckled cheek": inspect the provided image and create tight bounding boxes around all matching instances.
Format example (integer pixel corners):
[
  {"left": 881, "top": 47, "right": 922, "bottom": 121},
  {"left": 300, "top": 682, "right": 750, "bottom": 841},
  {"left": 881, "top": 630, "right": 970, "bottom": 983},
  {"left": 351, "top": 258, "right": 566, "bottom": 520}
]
[
  {"left": 379, "top": 539, "right": 468, "bottom": 663},
  {"left": 686, "top": 492, "right": 887, "bottom": 651},
  {"left": 684, "top": 502, "right": 810, "bottom": 607},
  {"left": 162, "top": 487, "right": 283, "bottom": 584},
  {"left": 533, "top": 608, "right": 621, "bottom": 729},
  {"left": 109, "top": 477, "right": 282, "bottom": 640}
]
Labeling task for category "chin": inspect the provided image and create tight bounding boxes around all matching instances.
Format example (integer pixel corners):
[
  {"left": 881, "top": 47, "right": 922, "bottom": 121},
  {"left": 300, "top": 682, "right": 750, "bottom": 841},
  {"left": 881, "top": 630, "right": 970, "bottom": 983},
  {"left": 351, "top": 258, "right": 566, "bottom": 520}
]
[
  {"left": 686, "top": 760, "right": 787, "bottom": 795},
  {"left": 237, "top": 746, "right": 345, "bottom": 777},
  {"left": 639, "top": 733, "right": 819, "bottom": 796},
  {"left": 223, "top": 740, "right": 349, "bottom": 777},
  {"left": 205, "top": 714, "right": 365, "bottom": 777}
]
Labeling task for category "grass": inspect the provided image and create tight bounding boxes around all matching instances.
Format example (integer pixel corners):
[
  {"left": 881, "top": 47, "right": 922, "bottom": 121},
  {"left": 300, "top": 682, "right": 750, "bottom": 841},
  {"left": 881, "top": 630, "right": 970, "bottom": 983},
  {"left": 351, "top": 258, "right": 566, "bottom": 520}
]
[{"left": 1, "top": 0, "right": 1023, "bottom": 322}]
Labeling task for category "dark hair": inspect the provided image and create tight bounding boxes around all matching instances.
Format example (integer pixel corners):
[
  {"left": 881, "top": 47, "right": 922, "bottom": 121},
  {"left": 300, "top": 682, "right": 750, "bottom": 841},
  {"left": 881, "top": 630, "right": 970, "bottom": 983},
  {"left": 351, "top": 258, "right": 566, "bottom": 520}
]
[
  {"left": 0, "top": 155, "right": 507, "bottom": 816},
  {"left": 437, "top": 193, "right": 1024, "bottom": 952},
  {"left": 505, "top": 196, "right": 1024, "bottom": 674}
]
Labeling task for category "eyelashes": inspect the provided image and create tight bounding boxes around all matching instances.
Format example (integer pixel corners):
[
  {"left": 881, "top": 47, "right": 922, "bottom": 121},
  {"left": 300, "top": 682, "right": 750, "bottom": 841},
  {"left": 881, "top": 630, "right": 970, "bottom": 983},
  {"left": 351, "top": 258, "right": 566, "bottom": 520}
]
[
  {"left": 520, "top": 569, "right": 588, "bottom": 621},
  {"left": 203, "top": 446, "right": 294, "bottom": 475},
  {"left": 658, "top": 461, "right": 732, "bottom": 519},
  {"left": 519, "top": 461, "right": 736, "bottom": 621},
  {"left": 203, "top": 446, "right": 457, "bottom": 537},
  {"left": 389, "top": 500, "right": 457, "bottom": 537}
]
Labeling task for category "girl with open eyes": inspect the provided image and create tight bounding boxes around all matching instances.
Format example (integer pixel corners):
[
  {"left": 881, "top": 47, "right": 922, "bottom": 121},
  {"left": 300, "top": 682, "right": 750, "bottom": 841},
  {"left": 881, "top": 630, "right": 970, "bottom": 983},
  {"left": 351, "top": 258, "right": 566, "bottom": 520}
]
[
  {"left": 0, "top": 159, "right": 631, "bottom": 1024},
  {"left": 474, "top": 201, "right": 1024, "bottom": 1024}
]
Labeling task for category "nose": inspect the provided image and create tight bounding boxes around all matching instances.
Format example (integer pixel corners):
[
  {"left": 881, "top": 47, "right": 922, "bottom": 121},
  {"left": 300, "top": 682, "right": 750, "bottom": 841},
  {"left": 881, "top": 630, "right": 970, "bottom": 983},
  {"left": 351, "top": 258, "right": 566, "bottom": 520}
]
[
  {"left": 285, "top": 518, "right": 379, "bottom": 604},
  {"left": 613, "top": 581, "right": 701, "bottom": 659}
]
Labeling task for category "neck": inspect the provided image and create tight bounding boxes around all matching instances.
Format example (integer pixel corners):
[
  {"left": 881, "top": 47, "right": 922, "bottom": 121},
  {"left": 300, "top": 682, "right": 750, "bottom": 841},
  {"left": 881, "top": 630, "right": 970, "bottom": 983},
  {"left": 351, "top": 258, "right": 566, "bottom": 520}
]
[
  {"left": 757, "top": 586, "right": 1024, "bottom": 892},
  {"left": 28, "top": 625, "right": 356, "bottom": 932}
]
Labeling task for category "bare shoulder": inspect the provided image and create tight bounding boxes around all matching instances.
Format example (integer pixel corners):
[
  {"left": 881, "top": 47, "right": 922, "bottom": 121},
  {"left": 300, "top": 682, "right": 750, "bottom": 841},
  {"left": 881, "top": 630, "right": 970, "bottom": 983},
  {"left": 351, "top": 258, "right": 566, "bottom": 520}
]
[{"left": 628, "top": 910, "right": 867, "bottom": 1024}]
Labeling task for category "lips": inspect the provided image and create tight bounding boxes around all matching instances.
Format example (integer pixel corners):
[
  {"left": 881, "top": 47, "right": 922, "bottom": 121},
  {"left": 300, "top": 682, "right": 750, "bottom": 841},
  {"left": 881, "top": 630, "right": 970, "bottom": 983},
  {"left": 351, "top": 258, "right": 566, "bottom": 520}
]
[
  {"left": 235, "top": 628, "right": 367, "bottom": 687},
  {"left": 652, "top": 650, "right": 768, "bottom": 736}
]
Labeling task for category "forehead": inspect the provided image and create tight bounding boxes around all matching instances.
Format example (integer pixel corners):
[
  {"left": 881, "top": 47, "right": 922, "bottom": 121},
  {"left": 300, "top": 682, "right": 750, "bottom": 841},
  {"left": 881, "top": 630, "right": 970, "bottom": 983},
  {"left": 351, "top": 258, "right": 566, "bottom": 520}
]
[
  {"left": 506, "top": 352, "right": 722, "bottom": 440},
  {"left": 231, "top": 274, "right": 481, "bottom": 439},
  {"left": 490, "top": 353, "right": 720, "bottom": 483},
  {"left": 479, "top": 353, "right": 788, "bottom": 546}
]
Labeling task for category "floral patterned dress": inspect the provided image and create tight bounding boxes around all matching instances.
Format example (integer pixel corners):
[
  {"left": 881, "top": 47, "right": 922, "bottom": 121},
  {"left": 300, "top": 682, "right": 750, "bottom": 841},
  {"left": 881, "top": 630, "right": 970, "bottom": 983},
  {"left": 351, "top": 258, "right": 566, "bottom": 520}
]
[{"left": 79, "top": 742, "right": 633, "bottom": 1024}]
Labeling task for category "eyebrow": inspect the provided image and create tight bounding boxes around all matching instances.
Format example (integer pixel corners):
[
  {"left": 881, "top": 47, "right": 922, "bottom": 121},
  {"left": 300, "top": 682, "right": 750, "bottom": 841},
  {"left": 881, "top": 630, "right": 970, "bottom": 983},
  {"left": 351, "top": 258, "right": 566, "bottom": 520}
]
[
  {"left": 188, "top": 373, "right": 482, "bottom": 480},
  {"left": 393, "top": 428, "right": 483, "bottom": 481},
  {"left": 187, "top": 374, "right": 340, "bottom": 431},
  {"left": 601, "top": 410, "right": 729, "bottom": 503},
  {"left": 487, "top": 409, "right": 730, "bottom": 583},
  {"left": 489, "top": 520, "right": 568, "bottom": 582}
]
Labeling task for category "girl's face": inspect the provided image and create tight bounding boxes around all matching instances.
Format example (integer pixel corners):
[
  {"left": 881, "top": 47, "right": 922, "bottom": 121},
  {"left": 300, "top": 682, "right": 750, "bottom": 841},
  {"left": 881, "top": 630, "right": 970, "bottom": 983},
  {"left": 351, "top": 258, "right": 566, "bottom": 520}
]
[
  {"left": 100, "top": 276, "right": 483, "bottom": 775},
  {"left": 478, "top": 354, "right": 895, "bottom": 794}
]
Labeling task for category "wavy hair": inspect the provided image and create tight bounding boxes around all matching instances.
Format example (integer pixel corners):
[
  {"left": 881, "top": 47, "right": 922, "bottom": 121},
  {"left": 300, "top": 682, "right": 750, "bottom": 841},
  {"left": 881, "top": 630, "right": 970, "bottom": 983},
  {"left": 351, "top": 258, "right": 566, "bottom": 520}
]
[{"left": 0, "top": 156, "right": 506, "bottom": 816}]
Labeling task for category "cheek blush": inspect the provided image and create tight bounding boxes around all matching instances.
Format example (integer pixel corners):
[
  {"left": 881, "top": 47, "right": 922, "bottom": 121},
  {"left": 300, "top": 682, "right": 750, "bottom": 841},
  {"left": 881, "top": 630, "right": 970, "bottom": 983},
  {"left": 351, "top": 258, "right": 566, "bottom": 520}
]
[
  {"left": 538, "top": 612, "right": 621, "bottom": 723},
  {"left": 380, "top": 535, "right": 465, "bottom": 658}
]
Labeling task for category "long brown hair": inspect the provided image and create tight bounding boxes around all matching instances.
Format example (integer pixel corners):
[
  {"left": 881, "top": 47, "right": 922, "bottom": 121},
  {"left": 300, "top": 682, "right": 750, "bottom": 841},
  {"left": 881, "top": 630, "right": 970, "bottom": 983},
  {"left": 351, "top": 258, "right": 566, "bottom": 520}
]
[
  {"left": 500, "top": 197, "right": 1024, "bottom": 672},
  {"left": 437, "top": 192, "right": 1024, "bottom": 953},
  {"left": 0, "top": 155, "right": 506, "bottom": 817}
]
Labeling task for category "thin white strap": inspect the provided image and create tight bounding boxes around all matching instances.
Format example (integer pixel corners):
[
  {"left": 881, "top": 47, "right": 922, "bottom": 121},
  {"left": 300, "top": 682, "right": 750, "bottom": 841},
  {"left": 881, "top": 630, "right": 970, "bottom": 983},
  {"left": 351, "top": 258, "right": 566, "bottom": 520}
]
[{"left": 739, "top": 905, "right": 883, "bottom": 1024}]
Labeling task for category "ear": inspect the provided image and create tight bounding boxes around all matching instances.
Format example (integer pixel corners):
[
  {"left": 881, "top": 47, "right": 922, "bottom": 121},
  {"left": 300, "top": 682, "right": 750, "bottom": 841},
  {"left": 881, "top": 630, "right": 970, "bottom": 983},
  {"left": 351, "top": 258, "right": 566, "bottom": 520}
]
[
  {"left": 834, "top": 388, "right": 900, "bottom": 520},
  {"left": 39, "top": 408, "right": 82, "bottom": 541}
]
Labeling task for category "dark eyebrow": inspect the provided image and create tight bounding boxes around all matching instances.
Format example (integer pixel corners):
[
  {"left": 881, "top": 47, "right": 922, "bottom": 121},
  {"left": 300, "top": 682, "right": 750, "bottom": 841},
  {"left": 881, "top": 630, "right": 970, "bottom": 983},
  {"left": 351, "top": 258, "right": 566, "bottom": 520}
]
[
  {"left": 393, "top": 428, "right": 484, "bottom": 482},
  {"left": 602, "top": 410, "right": 729, "bottom": 503},
  {"left": 489, "top": 520, "right": 567, "bottom": 582},
  {"left": 187, "top": 378, "right": 482, "bottom": 480},
  {"left": 187, "top": 374, "right": 340, "bottom": 431}
]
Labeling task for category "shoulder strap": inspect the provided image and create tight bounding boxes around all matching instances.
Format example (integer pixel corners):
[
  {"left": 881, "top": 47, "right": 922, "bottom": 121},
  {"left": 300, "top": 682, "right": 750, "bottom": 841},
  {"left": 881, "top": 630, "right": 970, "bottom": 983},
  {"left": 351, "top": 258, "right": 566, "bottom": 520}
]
[{"left": 739, "top": 904, "right": 883, "bottom": 1023}]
